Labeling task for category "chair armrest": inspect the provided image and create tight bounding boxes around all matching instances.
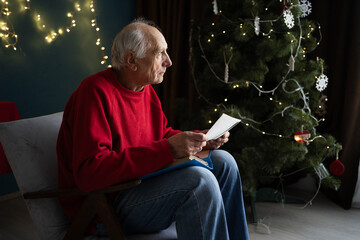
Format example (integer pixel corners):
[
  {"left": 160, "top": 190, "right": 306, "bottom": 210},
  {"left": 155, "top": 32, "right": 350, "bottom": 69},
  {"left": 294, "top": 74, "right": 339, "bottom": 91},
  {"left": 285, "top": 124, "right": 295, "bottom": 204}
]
[{"left": 23, "top": 179, "right": 141, "bottom": 199}]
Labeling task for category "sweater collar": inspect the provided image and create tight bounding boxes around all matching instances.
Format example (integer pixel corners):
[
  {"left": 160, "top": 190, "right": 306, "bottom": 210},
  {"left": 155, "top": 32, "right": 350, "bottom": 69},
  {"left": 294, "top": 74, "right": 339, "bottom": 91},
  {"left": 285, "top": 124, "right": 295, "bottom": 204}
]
[{"left": 106, "top": 68, "right": 148, "bottom": 97}]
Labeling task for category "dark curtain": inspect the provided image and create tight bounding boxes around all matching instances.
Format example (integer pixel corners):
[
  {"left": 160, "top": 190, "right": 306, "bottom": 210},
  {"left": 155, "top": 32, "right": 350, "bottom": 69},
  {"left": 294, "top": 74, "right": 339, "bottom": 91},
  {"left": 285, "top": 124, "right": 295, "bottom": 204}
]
[
  {"left": 137, "top": 0, "right": 360, "bottom": 208},
  {"left": 312, "top": 0, "right": 360, "bottom": 209},
  {"left": 137, "top": 0, "right": 208, "bottom": 127}
]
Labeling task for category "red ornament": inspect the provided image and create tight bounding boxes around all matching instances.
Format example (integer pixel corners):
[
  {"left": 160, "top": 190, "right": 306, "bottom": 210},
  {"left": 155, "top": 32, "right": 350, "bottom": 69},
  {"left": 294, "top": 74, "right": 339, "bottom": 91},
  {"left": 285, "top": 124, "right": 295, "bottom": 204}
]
[
  {"left": 294, "top": 130, "right": 311, "bottom": 143},
  {"left": 281, "top": 0, "right": 289, "bottom": 14},
  {"left": 329, "top": 159, "right": 345, "bottom": 176}
]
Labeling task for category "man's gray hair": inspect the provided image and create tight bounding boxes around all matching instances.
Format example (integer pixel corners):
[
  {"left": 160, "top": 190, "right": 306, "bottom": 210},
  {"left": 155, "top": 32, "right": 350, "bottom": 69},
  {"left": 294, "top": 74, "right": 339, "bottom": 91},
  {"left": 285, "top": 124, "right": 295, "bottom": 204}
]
[{"left": 111, "top": 18, "right": 161, "bottom": 70}]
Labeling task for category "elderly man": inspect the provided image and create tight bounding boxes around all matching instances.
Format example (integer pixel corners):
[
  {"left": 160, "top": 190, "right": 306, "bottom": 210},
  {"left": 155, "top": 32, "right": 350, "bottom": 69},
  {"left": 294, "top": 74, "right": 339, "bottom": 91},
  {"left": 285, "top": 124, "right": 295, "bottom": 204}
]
[{"left": 57, "top": 18, "right": 249, "bottom": 240}]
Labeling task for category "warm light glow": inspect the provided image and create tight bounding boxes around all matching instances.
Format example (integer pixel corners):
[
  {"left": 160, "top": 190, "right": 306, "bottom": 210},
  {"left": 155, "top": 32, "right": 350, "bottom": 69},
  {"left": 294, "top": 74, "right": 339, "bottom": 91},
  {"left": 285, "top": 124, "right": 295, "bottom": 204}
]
[
  {"left": 0, "top": 0, "right": 109, "bottom": 64},
  {"left": 88, "top": 1, "right": 109, "bottom": 65}
]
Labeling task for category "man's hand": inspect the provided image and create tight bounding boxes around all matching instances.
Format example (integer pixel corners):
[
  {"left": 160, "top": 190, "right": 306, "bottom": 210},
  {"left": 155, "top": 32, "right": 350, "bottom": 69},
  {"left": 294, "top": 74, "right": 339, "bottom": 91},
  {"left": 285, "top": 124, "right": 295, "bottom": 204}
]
[
  {"left": 167, "top": 131, "right": 208, "bottom": 158},
  {"left": 202, "top": 131, "right": 230, "bottom": 150}
]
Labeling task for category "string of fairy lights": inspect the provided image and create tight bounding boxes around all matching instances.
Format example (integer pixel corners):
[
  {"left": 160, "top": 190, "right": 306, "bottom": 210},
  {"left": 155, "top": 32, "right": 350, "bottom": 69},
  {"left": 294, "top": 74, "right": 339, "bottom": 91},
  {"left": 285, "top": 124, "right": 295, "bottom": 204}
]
[
  {"left": 194, "top": 0, "right": 326, "bottom": 143},
  {"left": 0, "top": 0, "right": 110, "bottom": 67},
  {"left": 192, "top": 0, "right": 342, "bottom": 200},
  {"left": 0, "top": 0, "right": 18, "bottom": 50}
]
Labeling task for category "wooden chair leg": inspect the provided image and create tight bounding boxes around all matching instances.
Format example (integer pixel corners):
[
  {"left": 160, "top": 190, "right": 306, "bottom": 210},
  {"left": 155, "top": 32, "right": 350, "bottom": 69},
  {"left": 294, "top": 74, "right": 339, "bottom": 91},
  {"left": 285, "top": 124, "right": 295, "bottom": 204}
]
[
  {"left": 94, "top": 194, "right": 127, "bottom": 240},
  {"left": 63, "top": 192, "right": 127, "bottom": 240},
  {"left": 63, "top": 195, "right": 97, "bottom": 240}
]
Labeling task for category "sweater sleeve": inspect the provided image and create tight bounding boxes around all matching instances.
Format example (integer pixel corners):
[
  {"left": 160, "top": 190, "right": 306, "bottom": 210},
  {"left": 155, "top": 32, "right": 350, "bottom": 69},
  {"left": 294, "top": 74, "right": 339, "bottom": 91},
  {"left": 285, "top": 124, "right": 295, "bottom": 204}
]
[
  {"left": 69, "top": 80, "right": 175, "bottom": 192},
  {"left": 162, "top": 114, "right": 182, "bottom": 139}
]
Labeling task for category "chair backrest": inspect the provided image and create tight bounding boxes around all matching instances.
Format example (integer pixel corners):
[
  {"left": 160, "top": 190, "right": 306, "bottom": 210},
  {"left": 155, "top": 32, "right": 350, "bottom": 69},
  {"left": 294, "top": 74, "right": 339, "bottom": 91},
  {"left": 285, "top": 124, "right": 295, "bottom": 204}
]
[{"left": 0, "top": 112, "right": 69, "bottom": 240}]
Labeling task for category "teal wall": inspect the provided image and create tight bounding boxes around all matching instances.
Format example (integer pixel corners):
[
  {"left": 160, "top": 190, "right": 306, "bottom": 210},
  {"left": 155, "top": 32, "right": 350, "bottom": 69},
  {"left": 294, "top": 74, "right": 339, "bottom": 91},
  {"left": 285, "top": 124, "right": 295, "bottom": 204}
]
[{"left": 0, "top": 0, "right": 136, "bottom": 196}]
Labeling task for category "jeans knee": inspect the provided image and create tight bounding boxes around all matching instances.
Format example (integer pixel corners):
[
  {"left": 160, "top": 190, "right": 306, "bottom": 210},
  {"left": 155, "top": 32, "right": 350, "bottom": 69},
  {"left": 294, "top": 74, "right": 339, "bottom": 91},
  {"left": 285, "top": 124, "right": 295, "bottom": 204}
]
[
  {"left": 211, "top": 150, "right": 239, "bottom": 174},
  {"left": 185, "top": 167, "right": 223, "bottom": 202}
]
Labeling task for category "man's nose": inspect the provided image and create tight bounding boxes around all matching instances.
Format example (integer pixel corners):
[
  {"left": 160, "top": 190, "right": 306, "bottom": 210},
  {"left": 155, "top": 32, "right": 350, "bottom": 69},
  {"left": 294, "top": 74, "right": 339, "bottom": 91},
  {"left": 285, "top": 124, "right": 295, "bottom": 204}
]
[{"left": 164, "top": 52, "right": 172, "bottom": 67}]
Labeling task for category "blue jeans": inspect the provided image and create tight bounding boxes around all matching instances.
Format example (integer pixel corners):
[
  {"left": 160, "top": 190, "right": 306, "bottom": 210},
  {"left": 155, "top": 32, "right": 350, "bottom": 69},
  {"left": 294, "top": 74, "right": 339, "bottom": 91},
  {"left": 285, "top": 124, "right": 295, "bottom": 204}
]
[{"left": 96, "top": 149, "right": 249, "bottom": 240}]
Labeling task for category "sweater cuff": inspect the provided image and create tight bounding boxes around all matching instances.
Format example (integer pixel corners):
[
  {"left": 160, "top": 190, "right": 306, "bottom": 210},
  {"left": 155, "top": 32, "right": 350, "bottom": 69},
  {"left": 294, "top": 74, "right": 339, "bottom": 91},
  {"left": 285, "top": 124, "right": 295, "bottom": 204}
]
[{"left": 161, "top": 138, "right": 176, "bottom": 163}]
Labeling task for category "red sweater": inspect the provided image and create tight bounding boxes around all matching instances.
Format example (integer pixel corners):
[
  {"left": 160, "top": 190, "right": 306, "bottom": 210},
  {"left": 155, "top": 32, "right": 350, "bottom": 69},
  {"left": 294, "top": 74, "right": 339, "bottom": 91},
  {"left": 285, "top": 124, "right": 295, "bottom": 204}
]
[{"left": 57, "top": 68, "right": 181, "bottom": 221}]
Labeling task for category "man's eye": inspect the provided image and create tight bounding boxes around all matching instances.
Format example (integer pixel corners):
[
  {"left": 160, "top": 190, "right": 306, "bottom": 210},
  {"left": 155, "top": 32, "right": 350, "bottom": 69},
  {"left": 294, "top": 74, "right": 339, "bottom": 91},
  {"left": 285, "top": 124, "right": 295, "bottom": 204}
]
[{"left": 156, "top": 51, "right": 164, "bottom": 58}]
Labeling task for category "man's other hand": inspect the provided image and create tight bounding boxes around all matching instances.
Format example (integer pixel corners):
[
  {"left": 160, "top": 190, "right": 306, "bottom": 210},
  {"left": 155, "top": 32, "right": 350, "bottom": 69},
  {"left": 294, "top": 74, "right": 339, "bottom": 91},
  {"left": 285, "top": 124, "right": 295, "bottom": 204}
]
[{"left": 202, "top": 131, "right": 230, "bottom": 150}]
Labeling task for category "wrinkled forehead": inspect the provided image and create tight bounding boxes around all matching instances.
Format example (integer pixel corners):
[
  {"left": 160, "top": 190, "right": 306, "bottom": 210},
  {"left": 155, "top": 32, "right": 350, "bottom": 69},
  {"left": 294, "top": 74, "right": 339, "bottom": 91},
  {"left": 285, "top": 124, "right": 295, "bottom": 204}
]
[
  {"left": 144, "top": 25, "right": 168, "bottom": 52},
  {"left": 123, "top": 22, "right": 168, "bottom": 53}
]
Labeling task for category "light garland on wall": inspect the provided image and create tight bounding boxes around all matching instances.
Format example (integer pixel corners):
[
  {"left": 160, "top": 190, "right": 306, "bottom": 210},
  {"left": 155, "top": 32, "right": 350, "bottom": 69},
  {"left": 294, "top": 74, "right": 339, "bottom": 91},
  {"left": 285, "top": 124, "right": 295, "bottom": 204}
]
[
  {"left": 30, "top": 1, "right": 81, "bottom": 43},
  {"left": 0, "top": 0, "right": 18, "bottom": 50},
  {"left": 0, "top": 0, "right": 109, "bottom": 67},
  {"left": 89, "top": 0, "right": 110, "bottom": 67}
]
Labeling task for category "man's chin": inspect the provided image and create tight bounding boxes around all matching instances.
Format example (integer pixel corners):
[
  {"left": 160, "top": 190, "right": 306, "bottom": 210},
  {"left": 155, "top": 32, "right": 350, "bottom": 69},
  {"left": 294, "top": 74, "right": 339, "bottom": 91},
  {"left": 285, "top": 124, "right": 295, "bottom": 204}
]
[{"left": 153, "top": 77, "right": 164, "bottom": 84}]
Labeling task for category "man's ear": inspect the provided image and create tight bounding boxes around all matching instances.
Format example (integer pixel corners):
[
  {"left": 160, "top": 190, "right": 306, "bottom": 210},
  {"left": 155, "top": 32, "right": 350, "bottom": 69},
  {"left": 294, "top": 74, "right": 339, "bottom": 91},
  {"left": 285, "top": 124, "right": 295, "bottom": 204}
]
[{"left": 124, "top": 51, "right": 137, "bottom": 71}]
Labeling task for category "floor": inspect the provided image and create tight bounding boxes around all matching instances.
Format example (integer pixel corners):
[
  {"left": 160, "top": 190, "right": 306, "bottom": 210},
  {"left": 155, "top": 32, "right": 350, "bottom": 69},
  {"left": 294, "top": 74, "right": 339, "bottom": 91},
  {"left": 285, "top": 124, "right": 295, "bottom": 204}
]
[
  {"left": 0, "top": 190, "right": 359, "bottom": 240},
  {"left": 248, "top": 191, "right": 360, "bottom": 240}
]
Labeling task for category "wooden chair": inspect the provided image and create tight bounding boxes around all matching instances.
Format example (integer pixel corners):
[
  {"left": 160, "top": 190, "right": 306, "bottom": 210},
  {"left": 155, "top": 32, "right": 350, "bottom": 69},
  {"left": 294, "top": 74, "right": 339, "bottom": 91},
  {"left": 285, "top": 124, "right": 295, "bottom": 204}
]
[{"left": 0, "top": 112, "right": 177, "bottom": 240}]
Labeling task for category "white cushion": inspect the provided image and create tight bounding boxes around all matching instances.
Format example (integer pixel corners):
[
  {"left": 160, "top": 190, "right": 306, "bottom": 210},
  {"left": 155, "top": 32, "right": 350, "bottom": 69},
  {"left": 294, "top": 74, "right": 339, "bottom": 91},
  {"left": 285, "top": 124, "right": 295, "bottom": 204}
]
[{"left": 0, "top": 112, "right": 69, "bottom": 240}]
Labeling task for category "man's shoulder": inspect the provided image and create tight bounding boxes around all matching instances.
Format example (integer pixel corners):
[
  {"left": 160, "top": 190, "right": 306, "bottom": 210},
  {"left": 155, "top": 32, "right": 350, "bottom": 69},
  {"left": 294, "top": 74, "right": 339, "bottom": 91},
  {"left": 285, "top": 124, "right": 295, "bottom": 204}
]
[{"left": 80, "top": 69, "right": 116, "bottom": 91}]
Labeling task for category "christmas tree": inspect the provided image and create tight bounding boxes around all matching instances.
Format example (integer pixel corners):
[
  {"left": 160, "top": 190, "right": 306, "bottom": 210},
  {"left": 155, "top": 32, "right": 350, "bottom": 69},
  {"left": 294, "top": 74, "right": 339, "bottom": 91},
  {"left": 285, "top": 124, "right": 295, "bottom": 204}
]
[{"left": 189, "top": 0, "right": 343, "bottom": 195}]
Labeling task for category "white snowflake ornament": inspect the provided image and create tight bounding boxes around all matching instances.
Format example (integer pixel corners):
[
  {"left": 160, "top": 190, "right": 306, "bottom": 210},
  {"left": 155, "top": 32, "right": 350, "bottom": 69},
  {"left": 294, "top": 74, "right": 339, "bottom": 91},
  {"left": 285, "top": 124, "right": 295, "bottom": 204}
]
[
  {"left": 212, "top": 0, "right": 219, "bottom": 15},
  {"left": 299, "top": 0, "right": 312, "bottom": 18},
  {"left": 283, "top": 9, "right": 295, "bottom": 29},
  {"left": 316, "top": 74, "right": 328, "bottom": 92},
  {"left": 254, "top": 16, "right": 260, "bottom": 36}
]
